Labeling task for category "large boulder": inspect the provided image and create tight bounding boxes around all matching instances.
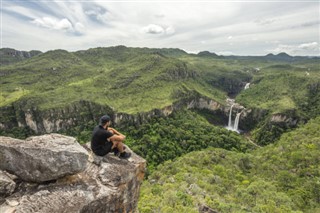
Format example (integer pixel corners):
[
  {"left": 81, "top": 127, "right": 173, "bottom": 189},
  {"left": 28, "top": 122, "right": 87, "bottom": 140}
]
[
  {"left": 0, "top": 144, "right": 146, "bottom": 213},
  {"left": 0, "top": 134, "right": 89, "bottom": 182}
]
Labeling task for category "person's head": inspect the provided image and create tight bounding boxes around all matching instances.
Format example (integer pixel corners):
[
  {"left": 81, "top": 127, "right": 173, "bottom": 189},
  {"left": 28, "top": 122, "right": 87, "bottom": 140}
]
[{"left": 99, "top": 115, "right": 111, "bottom": 128}]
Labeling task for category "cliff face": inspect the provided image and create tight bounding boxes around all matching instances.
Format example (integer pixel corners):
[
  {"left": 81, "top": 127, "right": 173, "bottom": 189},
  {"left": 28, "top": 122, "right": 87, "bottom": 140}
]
[
  {"left": 0, "top": 97, "right": 225, "bottom": 134},
  {"left": 1, "top": 94, "right": 297, "bottom": 137},
  {"left": 0, "top": 134, "right": 146, "bottom": 213},
  {"left": 0, "top": 95, "right": 275, "bottom": 137},
  {"left": 0, "top": 100, "right": 113, "bottom": 134},
  {"left": 115, "top": 97, "right": 224, "bottom": 127},
  {"left": 0, "top": 48, "right": 42, "bottom": 65}
]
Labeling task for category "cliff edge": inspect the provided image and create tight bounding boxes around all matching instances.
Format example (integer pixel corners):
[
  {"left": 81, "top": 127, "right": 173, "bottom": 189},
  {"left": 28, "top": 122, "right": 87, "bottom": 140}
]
[{"left": 0, "top": 134, "right": 146, "bottom": 213}]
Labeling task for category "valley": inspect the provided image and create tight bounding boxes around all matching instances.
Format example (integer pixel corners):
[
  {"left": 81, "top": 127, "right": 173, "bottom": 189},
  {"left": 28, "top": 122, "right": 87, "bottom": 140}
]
[{"left": 0, "top": 46, "right": 319, "bottom": 212}]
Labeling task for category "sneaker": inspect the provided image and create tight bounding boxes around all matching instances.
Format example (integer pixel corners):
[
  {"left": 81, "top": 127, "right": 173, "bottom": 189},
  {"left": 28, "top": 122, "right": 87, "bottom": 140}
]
[
  {"left": 119, "top": 152, "right": 131, "bottom": 159},
  {"left": 112, "top": 148, "right": 120, "bottom": 156}
]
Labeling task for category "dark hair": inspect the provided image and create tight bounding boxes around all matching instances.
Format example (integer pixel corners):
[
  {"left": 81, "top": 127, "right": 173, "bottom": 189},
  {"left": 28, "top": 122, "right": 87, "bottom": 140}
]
[{"left": 99, "top": 115, "right": 111, "bottom": 125}]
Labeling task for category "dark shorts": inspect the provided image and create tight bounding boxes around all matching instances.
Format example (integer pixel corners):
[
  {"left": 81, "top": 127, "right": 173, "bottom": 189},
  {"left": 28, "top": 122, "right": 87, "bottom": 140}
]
[{"left": 92, "top": 142, "right": 113, "bottom": 156}]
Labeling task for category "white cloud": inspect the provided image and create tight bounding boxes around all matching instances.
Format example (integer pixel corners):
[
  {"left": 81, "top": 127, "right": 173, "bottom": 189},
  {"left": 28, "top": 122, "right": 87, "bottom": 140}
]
[
  {"left": 2, "top": 1, "right": 319, "bottom": 55},
  {"left": 75, "top": 22, "right": 86, "bottom": 34},
  {"left": 270, "top": 42, "right": 319, "bottom": 55},
  {"left": 142, "top": 24, "right": 164, "bottom": 34},
  {"left": 298, "top": 42, "right": 319, "bottom": 51},
  {"left": 30, "top": 16, "right": 86, "bottom": 35},
  {"left": 31, "top": 17, "right": 73, "bottom": 31},
  {"left": 142, "top": 24, "right": 175, "bottom": 35}
]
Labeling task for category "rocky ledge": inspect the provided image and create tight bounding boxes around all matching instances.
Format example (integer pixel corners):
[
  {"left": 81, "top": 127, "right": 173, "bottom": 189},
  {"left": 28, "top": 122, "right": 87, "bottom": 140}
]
[{"left": 0, "top": 134, "right": 146, "bottom": 213}]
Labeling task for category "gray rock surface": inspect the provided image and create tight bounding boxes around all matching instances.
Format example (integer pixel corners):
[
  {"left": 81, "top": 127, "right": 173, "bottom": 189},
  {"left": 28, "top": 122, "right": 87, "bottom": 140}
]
[
  {"left": 0, "top": 134, "right": 89, "bottom": 182},
  {"left": 0, "top": 136, "right": 146, "bottom": 213},
  {"left": 0, "top": 171, "right": 16, "bottom": 198}
]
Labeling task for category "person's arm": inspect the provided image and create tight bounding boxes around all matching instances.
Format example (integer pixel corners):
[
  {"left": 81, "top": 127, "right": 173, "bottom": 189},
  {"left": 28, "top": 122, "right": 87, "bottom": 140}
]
[{"left": 108, "top": 128, "right": 125, "bottom": 137}]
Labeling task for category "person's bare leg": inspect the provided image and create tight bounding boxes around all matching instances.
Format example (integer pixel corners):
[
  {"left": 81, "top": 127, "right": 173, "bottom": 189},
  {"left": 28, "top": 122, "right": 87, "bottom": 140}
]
[
  {"left": 111, "top": 140, "right": 126, "bottom": 152},
  {"left": 116, "top": 141, "right": 125, "bottom": 153},
  {"left": 110, "top": 139, "right": 130, "bottom": 159}
]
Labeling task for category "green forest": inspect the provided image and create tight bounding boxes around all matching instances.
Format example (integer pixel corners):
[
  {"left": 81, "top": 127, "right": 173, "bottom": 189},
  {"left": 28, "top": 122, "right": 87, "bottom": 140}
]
[
  {"left": 124, "top": 109, "right": 255, "bottom": 174},
  {"left": 139, "top": 117, "right": 320, "bottom": 213},
  {"left": 0, "top": 47, "right": 319, "bottom": 212}
]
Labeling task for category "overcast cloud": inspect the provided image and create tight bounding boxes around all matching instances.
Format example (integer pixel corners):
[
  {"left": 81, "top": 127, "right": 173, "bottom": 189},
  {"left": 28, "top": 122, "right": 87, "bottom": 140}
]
[{"left": 1, "top": 0, "right": 319, "bottom": 55}]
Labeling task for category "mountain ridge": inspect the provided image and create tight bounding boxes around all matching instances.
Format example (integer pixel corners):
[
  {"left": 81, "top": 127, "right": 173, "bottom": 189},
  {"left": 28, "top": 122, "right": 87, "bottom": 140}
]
[
  {"left": 0, "top": 46, "right": 319, "bottom": 146},
  {"left": 2, "top": 46, "right": 319, "bottom": 67}
]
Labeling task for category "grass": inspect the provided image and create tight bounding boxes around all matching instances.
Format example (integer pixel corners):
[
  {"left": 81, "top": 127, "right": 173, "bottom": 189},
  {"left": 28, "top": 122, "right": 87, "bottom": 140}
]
[{"left": 0, "top": 88, "right": 30, "bottom": 107}]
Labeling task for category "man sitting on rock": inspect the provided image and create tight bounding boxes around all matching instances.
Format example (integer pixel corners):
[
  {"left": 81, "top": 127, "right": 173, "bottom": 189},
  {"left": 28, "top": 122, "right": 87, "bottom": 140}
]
[{"left": 91, "top": 115, "right": 131, "bottom": 159}]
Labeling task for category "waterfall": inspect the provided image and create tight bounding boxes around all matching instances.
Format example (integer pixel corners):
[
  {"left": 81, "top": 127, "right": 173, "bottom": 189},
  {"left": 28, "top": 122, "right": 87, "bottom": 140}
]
[
  {"left": 226, "top": 105, "right": 241, "bottom": 133},
  {"left": 228, "top": 104, "right": 234, "bottom": 128},
  {"left": 244, "top": 83, "right": 250, "bottom": 90},
  {"left": 234, "top": 112, "right": 242, "bottom": 131}
]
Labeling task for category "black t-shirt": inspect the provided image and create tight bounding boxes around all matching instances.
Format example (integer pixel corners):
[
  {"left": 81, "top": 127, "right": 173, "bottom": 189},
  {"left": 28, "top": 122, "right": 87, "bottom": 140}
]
[{"left": 91, "top": 125, "right": 114, "bottom": 156}]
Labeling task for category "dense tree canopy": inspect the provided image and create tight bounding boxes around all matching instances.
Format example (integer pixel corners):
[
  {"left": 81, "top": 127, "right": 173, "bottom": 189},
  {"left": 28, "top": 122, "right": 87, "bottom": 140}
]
[{"left": 138, "top": 117, "right": 320, "bottom": 212}]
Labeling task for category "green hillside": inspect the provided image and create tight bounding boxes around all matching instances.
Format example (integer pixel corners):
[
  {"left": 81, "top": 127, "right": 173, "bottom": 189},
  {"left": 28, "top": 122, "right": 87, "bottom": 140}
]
[
  {"left": 1, "top": 47, "right": 319, "bottom": 115},
  {"left": 0, "top": 47, "right": 226, "bottom": 113},
  {"left": 0, "top": 46, "right": 319, "bottom": 144},
  {"left": 1, "top": 47, "right": 319, "bottom": 212},
  {"left": 138, "top": 117, "right": 320, "bottom": 213},
  {"left": 236, "top": 63, "right": 320, "bottom": 118}
]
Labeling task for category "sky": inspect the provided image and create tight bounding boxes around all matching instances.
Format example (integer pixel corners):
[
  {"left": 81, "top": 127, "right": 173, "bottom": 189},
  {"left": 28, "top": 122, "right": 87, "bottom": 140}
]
[{"left": 1, "top": 0, "right": 319, "bottom": 56}]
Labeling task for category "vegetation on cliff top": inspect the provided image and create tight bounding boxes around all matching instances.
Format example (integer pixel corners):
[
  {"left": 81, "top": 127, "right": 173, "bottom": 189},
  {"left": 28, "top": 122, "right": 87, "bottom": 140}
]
[
  {"left": 138, "top": 116, "right": 320, "bottom": 212},
  {"left": 1, "top": 46, "right": 318, "bottom": 116}
]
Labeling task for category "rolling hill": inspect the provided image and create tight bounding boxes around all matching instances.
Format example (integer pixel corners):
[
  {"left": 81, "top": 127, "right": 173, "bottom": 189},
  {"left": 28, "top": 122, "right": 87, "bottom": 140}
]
[{"left": 0, "top": 46, "right": 319, "bottom": 144}]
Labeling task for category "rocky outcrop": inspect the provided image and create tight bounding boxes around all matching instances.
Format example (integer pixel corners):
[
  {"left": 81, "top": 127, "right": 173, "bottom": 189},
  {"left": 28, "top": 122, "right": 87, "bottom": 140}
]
[
  {"left": 0, "top": 134, "right": 146, "bottom": 213},
  {"left": 186, "top": 98, "right": 221, "bottom": 111},
  {"left": 0, "top": 134, "right": 88, "bottom": 182},
  {"left": 155, "top": 61, "right": 198, "bottom": 81},
  {"left": 0, "top": 48, "right": 42, "bottom": 66},
  {"left": 0, "top": 100, "right": 112, "bottom": 134},
  {"left": 239, "top": 108, "right": 269, "bottom": 131},
  {"left": 115, "top": 97, "right": 225, "bottom": 128},
  {"left": 270, "top": 114, "right": 299, "bottom": 126}
]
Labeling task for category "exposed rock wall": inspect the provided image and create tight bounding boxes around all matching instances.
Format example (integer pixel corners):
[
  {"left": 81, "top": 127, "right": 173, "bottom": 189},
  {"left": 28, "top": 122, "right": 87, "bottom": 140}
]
[
  {"left": 0, "top": 96, "right": 226, "bottom": 135},
  {"left": 0, "top": 48, "right": 42, "bottom": 66},
  {"left": 0, "top": 95, "right": 282, "bottom": 135},
  {"left": 0, "top": 134, "right": 146, "bottom": 213},
  {"left": 0, "top": 100, "right": 113, "bottom": 134},
  {"left": 114, "top": 97, "right": 225, "bottom": 128}
]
